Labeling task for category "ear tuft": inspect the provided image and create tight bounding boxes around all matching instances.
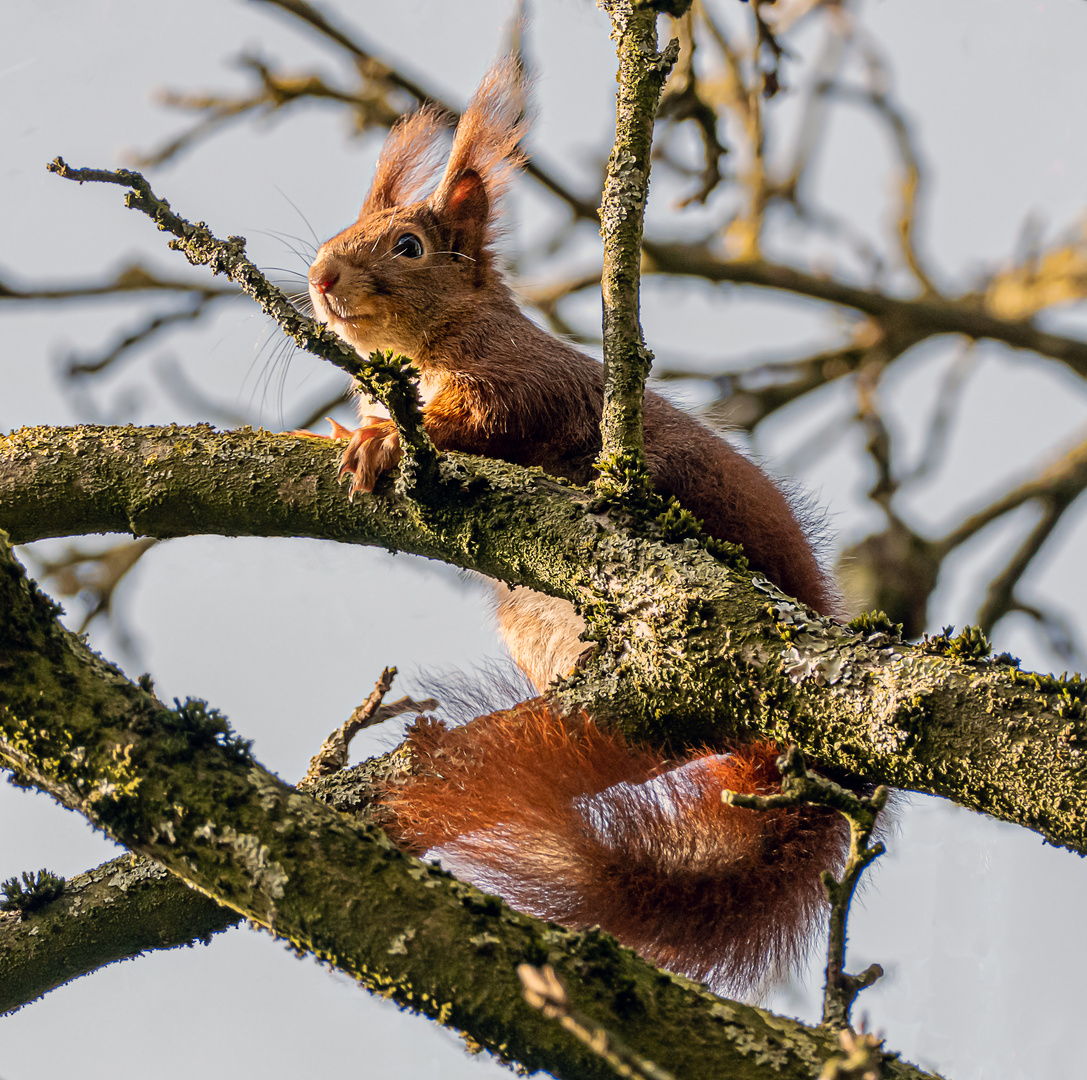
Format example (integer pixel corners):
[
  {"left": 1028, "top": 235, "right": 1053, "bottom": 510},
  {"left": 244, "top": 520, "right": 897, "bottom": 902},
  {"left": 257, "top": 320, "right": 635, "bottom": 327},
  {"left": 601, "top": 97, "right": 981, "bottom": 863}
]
[
  {"left": 361, "top": 104, "right": 450, "bottom": 215},
  {"left": 428, "top": 57, "right": 529, "bottom": 258}
]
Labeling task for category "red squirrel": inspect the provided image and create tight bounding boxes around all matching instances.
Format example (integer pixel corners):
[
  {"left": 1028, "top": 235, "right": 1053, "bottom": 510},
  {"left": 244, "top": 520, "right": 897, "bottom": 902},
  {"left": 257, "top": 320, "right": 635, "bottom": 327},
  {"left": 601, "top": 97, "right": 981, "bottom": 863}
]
[{"left": 305, "top": 60, "right": 847, "bottom": 994}]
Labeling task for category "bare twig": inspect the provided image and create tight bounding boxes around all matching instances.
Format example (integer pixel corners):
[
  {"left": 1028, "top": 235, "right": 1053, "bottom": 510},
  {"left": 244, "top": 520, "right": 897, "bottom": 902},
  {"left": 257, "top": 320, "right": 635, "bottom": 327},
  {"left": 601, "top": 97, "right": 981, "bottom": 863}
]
[
  {"left": 825, "top": 75, "right": 936, "bottom": 295},
  {"left": 252, "top": 0, "right": 600, "bottom": 222},
  {"left": 133, "top": 57, "right": 400, "bottom": 168},
  {"left": 27, "top": 537, "right": 158, "bottom": 637},
  {"left": 518, "top": 964, "right": 677, "bottom": 1080},
  {"left": 938, "top": 429, "right": 1087, "bottom": 557},
  {"left": 658, "top": 12, "right": 728, "bottom": 207},
  {"left": 898, "top": 342, "right": 977, "bottom": 486},
  {"left": 724, "top": 746, "right": 888, "bottom": 1030},
  {"left": 640, "top": 241, "right": 1087, "bottom": 377},
  {"left": 975, "top": 500, "right": 1069, "bottom": 638},
  {"left": 697, "top": 1, "right": 770, "bottom": 257},
  {"left": 63, "top": 295, "right": 223, "bottom": 378},
  {"left": 855, "top": 359, "right": 895, "bottom": 510},
  {"left": 1007, "top": 601, "right": 1085, "bottom": 668},
  {"left": 300, "top": 667, "right": 437, "bottom": 785},
  {"left": 0, "top": 262, "right": 236, "bottom": 303}
]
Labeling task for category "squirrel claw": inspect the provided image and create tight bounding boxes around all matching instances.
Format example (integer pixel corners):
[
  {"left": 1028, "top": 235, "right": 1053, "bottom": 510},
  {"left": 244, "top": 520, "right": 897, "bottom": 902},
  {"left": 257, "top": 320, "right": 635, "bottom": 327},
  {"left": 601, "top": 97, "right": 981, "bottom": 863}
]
[
  {"left": 326, "top": 416, "right": 355, "bottom": 441},
  {"left": 335, "top": 420, "right": 403, "bottom": 495},
  {"left": 287, "top": 416, "right": 355, "bottom": 439}
]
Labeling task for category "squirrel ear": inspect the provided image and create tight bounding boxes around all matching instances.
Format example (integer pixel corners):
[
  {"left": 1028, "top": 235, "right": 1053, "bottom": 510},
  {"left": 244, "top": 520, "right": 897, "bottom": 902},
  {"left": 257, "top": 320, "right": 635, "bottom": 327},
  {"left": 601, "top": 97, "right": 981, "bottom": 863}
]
[{"left": 439, "top": 168, "right": 489, "bottom": 277}]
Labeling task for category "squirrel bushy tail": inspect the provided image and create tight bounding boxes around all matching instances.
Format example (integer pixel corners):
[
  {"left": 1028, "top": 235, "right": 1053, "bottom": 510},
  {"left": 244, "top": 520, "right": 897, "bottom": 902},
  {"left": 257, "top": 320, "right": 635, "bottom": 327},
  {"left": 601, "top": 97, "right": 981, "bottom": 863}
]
[{"left": 379, "top": 701, "right": 849, "bottom": 993}]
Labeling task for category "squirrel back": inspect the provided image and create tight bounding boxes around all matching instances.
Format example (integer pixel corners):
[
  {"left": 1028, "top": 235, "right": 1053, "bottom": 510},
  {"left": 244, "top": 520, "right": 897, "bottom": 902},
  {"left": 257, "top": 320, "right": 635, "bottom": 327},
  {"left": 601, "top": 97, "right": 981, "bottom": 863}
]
[{"left": 309, "top": 60, "right": 847, "bottom": 992}]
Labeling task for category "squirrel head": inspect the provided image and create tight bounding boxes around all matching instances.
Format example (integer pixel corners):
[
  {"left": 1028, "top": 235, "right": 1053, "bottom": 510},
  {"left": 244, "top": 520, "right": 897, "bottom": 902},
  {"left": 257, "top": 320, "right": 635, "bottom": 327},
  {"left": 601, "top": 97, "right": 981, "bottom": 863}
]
[{"left": 308, "top": 59, "right": 528, "bottom": 362}]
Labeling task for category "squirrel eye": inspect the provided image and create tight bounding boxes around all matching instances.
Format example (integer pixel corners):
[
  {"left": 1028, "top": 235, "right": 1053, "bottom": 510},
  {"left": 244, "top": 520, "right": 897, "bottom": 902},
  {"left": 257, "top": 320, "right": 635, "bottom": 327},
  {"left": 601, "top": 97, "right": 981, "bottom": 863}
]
[{"left": 391, "top": 233, "right": 424, "bottom": 259}]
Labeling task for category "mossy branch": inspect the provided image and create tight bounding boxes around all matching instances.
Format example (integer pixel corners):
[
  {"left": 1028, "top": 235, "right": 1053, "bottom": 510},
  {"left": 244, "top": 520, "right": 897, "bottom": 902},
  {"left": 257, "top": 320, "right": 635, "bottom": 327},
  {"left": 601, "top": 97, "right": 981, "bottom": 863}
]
[
  {"left": 0, "top": 534, "right": 943, "bottom": 1080},
  {"left": 0, "top": 855, "right": 238, "bottom": 1013},
  {"left": 596, "top": 2, "right": 678, "bottom": 499},
  {"left": 3, "top": 425, "right": 1087, "bottom": 857}
]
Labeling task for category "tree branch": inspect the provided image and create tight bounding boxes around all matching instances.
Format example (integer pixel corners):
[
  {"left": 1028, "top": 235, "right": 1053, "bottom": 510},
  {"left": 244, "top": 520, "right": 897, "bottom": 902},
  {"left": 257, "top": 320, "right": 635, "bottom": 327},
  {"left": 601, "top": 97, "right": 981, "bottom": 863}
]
[
  {"left": 251, "top": 0, "right": 600, "bottom": 222},
  {"left": 640, "top": 242, "right": 1087, "bottom": 377},
  {"left": 46, "top": 159, "right": 439, "bottom": 490},
  {"left": 0, "top": 855, "right": 237, "bottom": 1014},
  {"left": 3, "top": 425, "right": 1087, "bottom": 856},
  {"left": 0, "top": 535, "right": 940, "bottom": 1080},
  {"left": 595, "top": 3, "right": 678, "bottom": 495}
]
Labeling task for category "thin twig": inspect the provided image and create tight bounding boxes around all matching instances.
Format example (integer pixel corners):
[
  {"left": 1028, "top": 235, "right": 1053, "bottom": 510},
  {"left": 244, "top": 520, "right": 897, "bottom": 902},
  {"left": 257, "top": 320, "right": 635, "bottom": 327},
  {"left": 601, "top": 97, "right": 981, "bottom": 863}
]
[
  {"left": 518, "top": 964, "right": 677, "bottom": 1080},
  {"left": 0, "top": 263, "right": 236, "bottom": 303},
  {"left": 300, "top": 667, "right": 437, "bottom": 785},
  {"left": 937, "top": 428, "right": 1087, "bottom": 557},
  {"left": 27, "top": 537, "right": 158, "bottom": 637},
  {"left": 724, "top": 746, "right": 888, "bottom": 1030},
  {"left": 899, "top": 342, "right": 977, "bottom": 487},
  {"left": 697, "top": 1, "right": 770, "bottom": 257},
  {"left": 658, "top": 12, "right": 728, "bottom": 207},
  {"left": 975, "top": 500, "right": 1069, "bottom": 638},
  {"left": 64, "top": 295, "right": 222, "bottom": 378},
  {"left": 46, "top": 158, "right": 439, "bottom": 490},
  {"left": 253, "top": 0, "right": 600, "bottom": 222}
]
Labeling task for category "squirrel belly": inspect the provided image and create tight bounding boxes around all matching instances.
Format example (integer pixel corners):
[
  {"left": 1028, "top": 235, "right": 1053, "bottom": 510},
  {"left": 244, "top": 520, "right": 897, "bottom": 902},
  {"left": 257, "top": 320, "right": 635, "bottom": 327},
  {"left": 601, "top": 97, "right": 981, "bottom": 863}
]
[
  {"left": 308, "top": 58, "right": 849, "bottom": 992},
  {"left": 378, "top": 703, "right": 849, "bottom": 994}
]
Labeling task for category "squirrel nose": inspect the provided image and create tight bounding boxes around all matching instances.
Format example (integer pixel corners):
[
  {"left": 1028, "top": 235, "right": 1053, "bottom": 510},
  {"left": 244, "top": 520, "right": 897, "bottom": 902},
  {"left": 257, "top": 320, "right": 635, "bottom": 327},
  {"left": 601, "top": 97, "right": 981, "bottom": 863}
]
[{"left": 311, "top": 272, "right": 340, "bottom": 295}]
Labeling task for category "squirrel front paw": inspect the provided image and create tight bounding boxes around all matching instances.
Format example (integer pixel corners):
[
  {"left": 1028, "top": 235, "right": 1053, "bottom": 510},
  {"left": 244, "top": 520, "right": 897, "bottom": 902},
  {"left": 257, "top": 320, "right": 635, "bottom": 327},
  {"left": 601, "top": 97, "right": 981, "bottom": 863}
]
[{"left": 326, "top": 416, "right": 403, "bottom": 495}]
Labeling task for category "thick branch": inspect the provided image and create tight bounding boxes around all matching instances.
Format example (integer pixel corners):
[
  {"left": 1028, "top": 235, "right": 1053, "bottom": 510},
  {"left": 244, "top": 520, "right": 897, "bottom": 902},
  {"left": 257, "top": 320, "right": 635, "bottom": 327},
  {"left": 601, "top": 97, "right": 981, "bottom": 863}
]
[
  {"left": 0, "top": 855, "right": 238, "bottom": 1014},
  {"left": 0, "top": 535, "right": 938, "bottom": 1080},
  {"left": 2, "top": 425, "right": 1087, "bottom": 855}
]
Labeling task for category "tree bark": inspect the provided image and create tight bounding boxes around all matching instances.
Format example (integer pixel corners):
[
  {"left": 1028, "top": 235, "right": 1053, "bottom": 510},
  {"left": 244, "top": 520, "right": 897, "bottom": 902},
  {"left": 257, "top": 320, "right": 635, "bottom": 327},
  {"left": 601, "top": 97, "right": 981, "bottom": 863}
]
[
  {"left": 0, "top": 532, "right": 941, "bottom": 1080},
  {"left": 3, "top": 424, "right": 1086, "bottom": 854}
]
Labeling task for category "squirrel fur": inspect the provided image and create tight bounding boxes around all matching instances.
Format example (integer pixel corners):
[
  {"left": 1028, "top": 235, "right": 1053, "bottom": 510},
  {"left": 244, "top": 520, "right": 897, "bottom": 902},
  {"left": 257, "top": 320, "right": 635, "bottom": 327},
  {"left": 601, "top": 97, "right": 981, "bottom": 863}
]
[{"left": 307, "top": 59, "right": 847, "bottom": 993}]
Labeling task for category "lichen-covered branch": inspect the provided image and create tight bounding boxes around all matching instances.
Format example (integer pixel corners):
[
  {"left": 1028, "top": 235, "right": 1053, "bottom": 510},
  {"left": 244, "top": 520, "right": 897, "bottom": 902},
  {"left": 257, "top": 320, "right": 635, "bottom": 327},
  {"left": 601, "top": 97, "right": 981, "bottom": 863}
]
[
  {"left": 300, "top": 667, "right": 436, "bottom": 785},
  {"left": 46, "top": 159, "right": 439, "bottom": 490},
  {"left": 2, "top": 424, "right": 1087, "bottom": 856},
  {"left": 725, "top": 747, "right": 889, "bottom": 1030},
  {"left": 0, "top": 855, "right": 238, "bottom": 1014},
  {"left": 596, "top": 2, "right": 678, "bottom": 494},
  {"left": 0, "top": 535, "right": 941, "bottom": 1080}
]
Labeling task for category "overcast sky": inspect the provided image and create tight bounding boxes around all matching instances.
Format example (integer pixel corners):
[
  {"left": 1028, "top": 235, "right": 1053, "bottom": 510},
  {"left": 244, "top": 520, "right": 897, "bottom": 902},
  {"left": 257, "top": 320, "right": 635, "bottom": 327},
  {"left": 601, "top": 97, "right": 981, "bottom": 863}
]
[{"left": 3, "top": 3, "right": 1087, "bottom": 1079}]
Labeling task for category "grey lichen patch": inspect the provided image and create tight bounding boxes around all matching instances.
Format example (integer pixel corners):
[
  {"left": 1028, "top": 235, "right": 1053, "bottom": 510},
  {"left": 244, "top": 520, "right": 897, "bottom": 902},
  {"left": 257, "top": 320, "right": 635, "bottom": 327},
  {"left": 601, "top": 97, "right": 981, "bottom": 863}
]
[
  {"left": 782, "top": 645, "right": 845, "bottom": 687},
  {"left": 387, "top": 927, "right": 416, "bottom": 955},
  {"left": 248, "top": 765, "right": 285, "bottom": 813},
  {"left": 198, "top": 823, "right": 288, "bottom": 902},
  {"left": 107, "top": 859, "right": 170, "bottom": 891},
  {"left": 276, "top": 472, "right": 320, "bottom": 503}
]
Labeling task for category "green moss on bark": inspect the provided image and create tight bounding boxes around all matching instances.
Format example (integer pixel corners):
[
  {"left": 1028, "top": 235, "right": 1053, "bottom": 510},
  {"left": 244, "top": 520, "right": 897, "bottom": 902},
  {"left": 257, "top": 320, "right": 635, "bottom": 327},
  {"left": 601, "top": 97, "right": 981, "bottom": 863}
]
[
  {"left": 0, "top": 534, "right": 943, "bottom": 1079},
  {"left": 2, "top": 424, "right": 1087, "bottom": 854}
]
